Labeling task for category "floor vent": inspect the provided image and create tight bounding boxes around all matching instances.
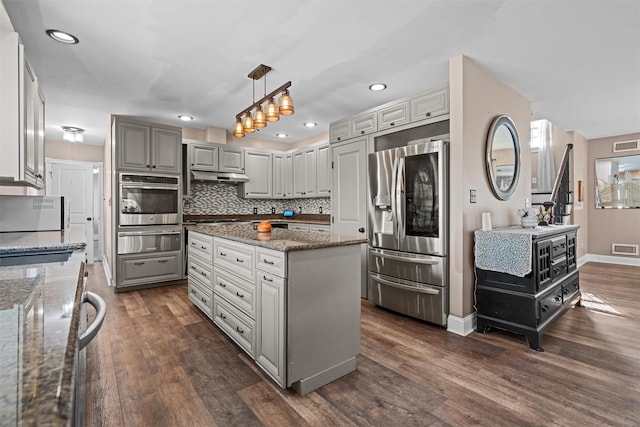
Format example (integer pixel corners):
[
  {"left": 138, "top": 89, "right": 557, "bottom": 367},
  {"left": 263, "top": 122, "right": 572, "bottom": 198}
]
[
  {"left": 611, "top": 243, "right": 639, "bottom": 256},
  {"left": 613, "top": 140, "right": 639, "bottom": 153}
]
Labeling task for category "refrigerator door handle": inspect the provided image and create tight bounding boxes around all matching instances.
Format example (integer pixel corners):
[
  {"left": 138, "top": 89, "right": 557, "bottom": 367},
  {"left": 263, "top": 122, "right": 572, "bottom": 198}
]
[
  {"left": 396, "top": 156, "right": 406, "bottom": 244},
  {"left": 390, "top": 156, "right": 399, "bottom": 246},
  {"left": 371, "top": 274, "right": 440, "bottom": 295},
  {"left": 370, "top": 250, "right": 440, "bottom": 265}
]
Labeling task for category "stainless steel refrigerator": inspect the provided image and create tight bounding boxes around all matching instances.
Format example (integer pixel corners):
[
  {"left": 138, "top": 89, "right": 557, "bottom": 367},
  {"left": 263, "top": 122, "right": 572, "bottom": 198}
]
[
  {"left": 0, "top": 195, "right": 69, "bottom": 232},
  {"left": 367, "top": 139, "right": 449, "bottom": 326}
]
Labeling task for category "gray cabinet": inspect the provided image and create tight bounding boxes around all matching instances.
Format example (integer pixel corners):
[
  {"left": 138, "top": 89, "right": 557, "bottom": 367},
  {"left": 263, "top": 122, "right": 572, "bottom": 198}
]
[
  {"left": 378, "top": 101, "right": 409, "bottom": 131},
  {"left": 273, "top": 154, "right": 285, "bottom": 198},
  {"left": 292, "top": 148, "right": 317, "bottom": 197},
  {"left": 316, "top": 144, "right": 331, "bottom": 196},
  {"left": 331, "top": 138, "right": 368, "bottom": 237},
  {"left": 116, "top": 119, "right": 181, "bottom": 174},
  {"left": 190, "top": 143, "right": 219, "bottom": 171},
  {"left": 0, "top": 32, "right": 45, "bottom": 189},
  {"left": 329, "top": 112, "right": 376, "bottom": 143},
  {"left": 219, "top": 146, "right": 245, "bottom": 173},
  {"left": 409, "top": 87, "right": 449, "bottom": 122},
  {"left": 242, "top": 150, "right": 273, "bottom": 198}
]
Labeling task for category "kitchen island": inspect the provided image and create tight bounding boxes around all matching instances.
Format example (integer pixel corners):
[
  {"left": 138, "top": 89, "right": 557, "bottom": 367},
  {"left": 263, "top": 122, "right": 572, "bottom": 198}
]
[
  {"left": 0, "top": 230, "right": 90, "bottom": 426},
  {"left": 187, "top": 224, "right": 367, "bottom": 394}
]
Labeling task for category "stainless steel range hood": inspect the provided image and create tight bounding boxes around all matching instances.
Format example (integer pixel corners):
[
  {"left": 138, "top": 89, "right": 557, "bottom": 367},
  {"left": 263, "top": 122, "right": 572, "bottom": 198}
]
[{"left": 190, "top": 170, "right": 249, "bottom": 183}]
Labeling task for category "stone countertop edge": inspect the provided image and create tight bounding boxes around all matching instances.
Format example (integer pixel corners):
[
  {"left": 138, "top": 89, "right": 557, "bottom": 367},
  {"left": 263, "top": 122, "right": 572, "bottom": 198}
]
[
  {"left": 187, "top": 224, "right": 367, "bottom": 252},
  {"left": 183, "top": 213, "right": 331, "bottom": 225},
  {"left": 479, "top": 224, "right": 580, "bottom": 238}
]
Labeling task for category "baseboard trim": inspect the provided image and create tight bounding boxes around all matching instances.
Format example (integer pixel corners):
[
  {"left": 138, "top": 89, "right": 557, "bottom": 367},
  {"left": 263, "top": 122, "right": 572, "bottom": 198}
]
[
  {"left": 584, "top": 253, "right": 640, "bottom": 267},
  {"left": 101, "top": 254, "right": 113, "bottom": 286},
  {"left": 447, "top": 313, "right": 476, "bottom": 336}
]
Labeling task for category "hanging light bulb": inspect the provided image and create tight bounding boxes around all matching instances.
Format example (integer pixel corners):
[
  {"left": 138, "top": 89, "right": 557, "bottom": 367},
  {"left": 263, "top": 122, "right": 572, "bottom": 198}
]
[
  {"left": 233, "top": 117, "right": 245, "bottom": 137},
  {"left": 254, "top": 104, "right": 267, "bottom": 128},
  {"left": 278, "top": 89, "right": 294, "bottom": 115},
  {"left": 265, "top": 97, "right": 280, "bottom": 122},
  {"left": 243, "top": 111, "right": 256, "bottom": 133}
]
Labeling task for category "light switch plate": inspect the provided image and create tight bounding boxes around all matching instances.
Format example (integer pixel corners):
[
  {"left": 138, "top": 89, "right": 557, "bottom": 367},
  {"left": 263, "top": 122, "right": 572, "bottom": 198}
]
[{"left": 470, "top": 189, "right": 477, "bottom": 203}]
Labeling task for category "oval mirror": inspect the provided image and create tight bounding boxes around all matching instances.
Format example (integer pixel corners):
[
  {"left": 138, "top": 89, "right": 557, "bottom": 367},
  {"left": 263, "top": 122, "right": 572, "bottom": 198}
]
[{"left": 486, "top": 115, "right": 521, "bottom": 200}]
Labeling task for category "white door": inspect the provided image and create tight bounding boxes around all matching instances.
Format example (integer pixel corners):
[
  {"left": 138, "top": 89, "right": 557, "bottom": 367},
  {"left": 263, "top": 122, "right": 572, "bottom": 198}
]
[
  {"left": 47, "top": 161, "right": 94, "bottom": 263},
  {"left": 331, "top": 138, "right": 368, "bottom": 236}
]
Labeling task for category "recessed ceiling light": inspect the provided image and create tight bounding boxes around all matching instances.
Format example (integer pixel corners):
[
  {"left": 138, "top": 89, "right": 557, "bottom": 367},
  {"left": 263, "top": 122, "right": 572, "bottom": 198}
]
[
  {"left": 276, "top": 133, "right": 288, "bottom": 138},
  {"left": 369, "top": 83, "right": 387, "bottom": 91},
  {"left": 303, "top": 122, "right": 317, "bottom": 128},
  {"left": 46, "top": 29, "right": 79, "bottom": 44},
  {"left": 178, "top": 115, "right": 193, "bottom": 121},
  {"left": 62, "top": 126, "right": 84, "bottom": 142}
]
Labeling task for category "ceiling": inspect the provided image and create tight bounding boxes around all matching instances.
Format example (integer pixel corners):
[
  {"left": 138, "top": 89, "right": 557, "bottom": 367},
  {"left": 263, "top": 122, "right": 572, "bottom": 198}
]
[{"left": 3, "top": 0, "right": 639, "bottom": 146}]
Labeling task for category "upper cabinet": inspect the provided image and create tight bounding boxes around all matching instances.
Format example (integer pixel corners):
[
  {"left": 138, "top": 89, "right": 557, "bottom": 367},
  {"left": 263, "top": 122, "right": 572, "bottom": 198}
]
[
  {"left": 191, "top": 143, "right": 219, "bottom": 171},
  {"left": 330, "top": 86, "right": 449, "bottom": 143},
  {"left": 241, "top": 150, "right": 272, "bottom": 199},
  {"left": 115, "top": 118, "right": 181, "bottom": 174},
  {"left": 0, "top": 32, "right": 45, "bottom": 189},
  {"left": 316, "top": 143, "right": 331, "bottom": 197},
  {"left": 219, "top": 146, "right": 245, "bottom": 173}
]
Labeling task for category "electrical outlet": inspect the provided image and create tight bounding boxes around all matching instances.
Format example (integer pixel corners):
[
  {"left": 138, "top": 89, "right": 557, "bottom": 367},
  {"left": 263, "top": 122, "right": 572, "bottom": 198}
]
[
  {"left": 470, "top": 189, "right": 477, "bottom": 203},
  {"left": 271, "top": 207, "right": 276, "bottom": 214},
  {"left": 298, "top": 206, "right": 302, "bottom": 214},
  {"left": 253, "top": 207, "right": 258, "bottom": 214},
  {"left": 531, "top": 177, "right": 537, "bottom": 184},
  {"left": 319, "top": 206, "right": 323, "bottom": 214}
]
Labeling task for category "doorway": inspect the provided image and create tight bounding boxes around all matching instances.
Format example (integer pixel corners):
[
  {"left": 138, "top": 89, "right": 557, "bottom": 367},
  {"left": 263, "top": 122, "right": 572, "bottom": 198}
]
[{"left": 45, "top": 159, "right": 103, "bottom": 263}]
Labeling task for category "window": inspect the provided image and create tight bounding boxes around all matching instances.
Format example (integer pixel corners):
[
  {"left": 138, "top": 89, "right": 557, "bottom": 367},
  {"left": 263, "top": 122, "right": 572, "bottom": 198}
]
[{"left": 530, "top": 119, "right": 544, "bottom": 152}]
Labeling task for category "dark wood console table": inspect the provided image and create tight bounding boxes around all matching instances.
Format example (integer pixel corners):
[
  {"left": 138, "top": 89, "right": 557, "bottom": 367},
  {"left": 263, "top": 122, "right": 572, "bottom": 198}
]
[{"left": 474, "top": 225, "right": 581, "bottom": 351}]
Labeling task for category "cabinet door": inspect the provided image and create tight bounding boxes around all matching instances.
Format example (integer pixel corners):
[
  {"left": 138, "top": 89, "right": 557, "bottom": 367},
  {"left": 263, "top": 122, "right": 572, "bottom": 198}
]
[
  {"left": 316, "top": 144, "right": 331, "bottom": 196},
  {"left": 243, "top": 151, "right": 273, "bottom": 198},
  {"left": 273, "top": 154, "right": 284, "bottom": 198},
  {"left": 219, "top": 146, "right": 245, "bottom": 173},
  {"left": 292, "top": 151, "right": 306, "bottom": 197},
  {"left": 152, "top": 127, "right": 181, "bottom": 173},
  {"left": 303, "top": 148, "right": 317, "bottom": 197},
  {"left": 378, "top": 101, "right": 409, "bottom": 131},
  {"left": 331, "top": 138, "right": 367, "bottom": 237},
  {"left": 350, "top": 112, "right": 377, "bottom": 137},
  {"left": 256, "top": 272, "right": 286, "bottom": 386},
  {"left": 23, "top": 57, "right": 37, "bottom": 185},
  {"left": 117, "top": 122, "right": 150, "bottom": 171},
  {"left": 409, "top": 88, "right": 449, "bottom": 122},
  {"left": 329, "top": 119, "right": 350, "bottom": 143},
  {"left": 191, "top": 143, "right": 219, "bottom": 171},
  {"left": 284, "top": 154, "right": 293, "bottom": 198},
  {"left": 34, "top": 87, "right": 45, "bottom": 187}
]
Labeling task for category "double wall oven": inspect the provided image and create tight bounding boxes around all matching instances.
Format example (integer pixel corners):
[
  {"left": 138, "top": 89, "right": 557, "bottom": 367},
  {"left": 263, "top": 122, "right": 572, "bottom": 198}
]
[
  {"left": 368, "top": 139, "right": 448, "bottom": 326},
  {"left": 116, "top": 173, "right": 183, "bottom": 288}
]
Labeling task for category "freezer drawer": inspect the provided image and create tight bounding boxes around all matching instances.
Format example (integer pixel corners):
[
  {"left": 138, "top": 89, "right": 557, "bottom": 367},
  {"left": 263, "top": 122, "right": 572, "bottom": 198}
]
[
  {"left": 369, "top": 247, "right": 446, "bottom": 287},
  {"left": 368, "top": 272, "right": 447, "bottom": 326}
]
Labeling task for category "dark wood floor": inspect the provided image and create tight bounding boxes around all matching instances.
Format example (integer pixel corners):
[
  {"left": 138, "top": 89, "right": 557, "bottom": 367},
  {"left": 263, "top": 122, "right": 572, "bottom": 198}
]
[{"left": 84, "top": 262, "right": 640, "bottom": 426}]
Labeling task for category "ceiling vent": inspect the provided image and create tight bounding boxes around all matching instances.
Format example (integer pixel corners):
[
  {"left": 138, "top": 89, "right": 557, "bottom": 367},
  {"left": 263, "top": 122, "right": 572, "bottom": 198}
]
[
  {"left": 613, "top": 140, "right": 639, "bottom": 153},
  {"left": 611, "top": 243, "right": 639, "bottom": 256}
]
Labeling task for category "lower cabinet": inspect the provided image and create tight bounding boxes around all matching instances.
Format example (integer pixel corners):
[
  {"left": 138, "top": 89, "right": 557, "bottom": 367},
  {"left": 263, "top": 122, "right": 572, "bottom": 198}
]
[
  {"left": 187, "top": 231, "right": 362, "bottom": 395},
  {"left": 117, "top": 250, "right": 182, "bottom": 288}
]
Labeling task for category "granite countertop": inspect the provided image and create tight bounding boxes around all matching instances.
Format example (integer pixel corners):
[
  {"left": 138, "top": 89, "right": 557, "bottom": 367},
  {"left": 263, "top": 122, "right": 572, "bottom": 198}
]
[
  {"left": 188, "top": 223, "right": 367, "bottom": 252},
  {"left": 183, "top": 213, "right": 331, "bottom": 225},
  {"left": 481, "top": 224, "right": 580, "bottom": 238},
  {"left": 0, "top": 231, "right": 87, "bottom": 426},
  {"left": 0, "top": 227, "right": 88, "bottom": 253}
]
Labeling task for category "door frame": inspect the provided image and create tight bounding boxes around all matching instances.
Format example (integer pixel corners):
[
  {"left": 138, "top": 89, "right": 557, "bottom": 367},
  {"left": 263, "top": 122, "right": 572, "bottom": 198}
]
[{"left": 45, "top": 158, "right": 104, "bottom": 263}]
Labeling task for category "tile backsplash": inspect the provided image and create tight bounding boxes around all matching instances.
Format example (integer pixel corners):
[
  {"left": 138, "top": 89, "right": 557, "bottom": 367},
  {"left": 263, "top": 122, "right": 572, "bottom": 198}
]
[{"left": 183, "top": 182, "right": 331, "bottom": 215}]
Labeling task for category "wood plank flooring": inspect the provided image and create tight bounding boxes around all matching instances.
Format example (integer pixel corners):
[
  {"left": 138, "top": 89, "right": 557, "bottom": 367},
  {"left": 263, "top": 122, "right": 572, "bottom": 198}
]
[{"left": 84, "top": 262, "right": 640, "bottom": 426}]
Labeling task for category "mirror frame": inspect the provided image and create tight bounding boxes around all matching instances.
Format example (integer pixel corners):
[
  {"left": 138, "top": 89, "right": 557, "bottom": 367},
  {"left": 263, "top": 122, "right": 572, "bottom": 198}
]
[{"left": 486, "top": 115, "right": 521, "bottom": 200}]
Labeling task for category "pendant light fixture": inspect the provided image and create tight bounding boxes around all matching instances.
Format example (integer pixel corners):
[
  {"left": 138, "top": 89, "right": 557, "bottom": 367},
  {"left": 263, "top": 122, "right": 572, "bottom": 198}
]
[{"left": 233, "top": 64, "right": 293, "bottom": 137}]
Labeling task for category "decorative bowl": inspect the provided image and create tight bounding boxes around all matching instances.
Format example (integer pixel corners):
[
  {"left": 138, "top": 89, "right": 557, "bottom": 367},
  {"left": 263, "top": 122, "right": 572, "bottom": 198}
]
[{"left": 520, "top": 216, "right": 538, "bottom": 228}]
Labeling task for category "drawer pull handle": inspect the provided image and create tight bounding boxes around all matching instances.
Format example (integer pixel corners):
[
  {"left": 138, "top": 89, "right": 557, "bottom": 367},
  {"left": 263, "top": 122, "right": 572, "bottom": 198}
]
[
  {"left": 541, "top": 304, "right": 549, "bottom": 312},
  {"left": 201, "top": 297, "right": 206, "bottom": 302},
  {"left": 236, "top": 326, "right": 244, "bottom": 334},
  {"left": 191, "top": 265, "right": 196, "bottom": 270},
  {"left": 263, "top": 275, "right": 273, "bottom": 282},
  {"left": 191, "top": 242, "right": 196, "bottom": 246},
  {"left": 201, "top": 271, "right": 206, "bottom": 276},
  {"left": 158, "top": 260, "right": 168, "bottom": 264},
  {"left": 236, "top": 258, "right": 244, "bottom": 263},
  {"left": 134, "top": 262, "right": 145, "bottom": 266},
  {"left": 201, "top": 246, "right": 206, "bottom": 250},
  {"left": 191, "top": 289, "right": 196, "bottom": 294},
  {"left": 220, "top": 252, "right": 227, "bottom": 257},
  {"left": 554, "top": 296, "right": 561, "bottom": 302},
  {"left": 425, "top": 112, "right": 431, "bottom": 117},
  {"left": 236, "top": 292, "right": 244, "bottom": 298},
  {"left": 220, "top": 313, "right": 226, "bottom": 319},
  {"left": 219, "top": 282, "right": 226, "bottom": 287},
  {"left": 264, "top": 260, "right": 275, "bottom": 265}
]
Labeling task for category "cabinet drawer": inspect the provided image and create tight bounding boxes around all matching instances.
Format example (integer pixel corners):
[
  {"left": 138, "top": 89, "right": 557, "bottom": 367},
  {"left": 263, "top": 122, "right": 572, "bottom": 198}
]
[
  {"left": 550, "top": 235, "right": 567, "bottom": 258},
  {"left": 378, "top": 101, "right": 409, "bottom": 131},
  {"left": 188, "top": 257, "right": 213, "bottom": 290},
  {"left": 350, "top": 112, "right": 377, "bottom": 137},
  {"left": 256, "top": 247, "right": 286, "bottom": 277},
  {"left": 287, "top": 223, "right": 309, "bottom": 231},
  {"left": 213, "top": 297, "right": 255, "bottom": 357},
  {"left": 538, "top": 285, "right": 564, "bottom": 325},
  {"left": 551, "top": 257, "right": 568, "bottom": 282},
  {"left": 409, "top": 87, "right": 449, "bottom": 122},
  {"left": 308, "top": 224, "right": 331, "bottom": 233},
  {"left": 214, "top": 238, "right": 255, "bottom": 281},
  {"left": 189, "top": 232, "right": 213, "bottom": 262},
  {"left": 561, "top": 271, "right": 580, "bottom": 303},
  {"left": 213, "top": 267, "right": 256, "bottom": 318},
  {"left": 117, "top": 251, "right": 182, "bottom": 287},
  {"left": 189, "top": 278, "right": 213, "bottom": 319}
]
